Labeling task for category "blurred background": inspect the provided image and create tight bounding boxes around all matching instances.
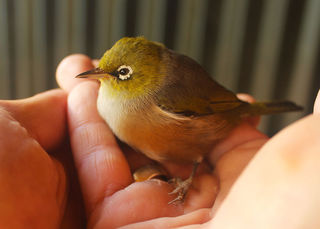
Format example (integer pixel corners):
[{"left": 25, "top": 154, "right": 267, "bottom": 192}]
[{"left": 0, "top": 0, "right": 319, "bottom": 135}]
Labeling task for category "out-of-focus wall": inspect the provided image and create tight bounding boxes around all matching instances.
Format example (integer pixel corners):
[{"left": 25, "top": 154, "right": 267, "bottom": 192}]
[{"left": 0, "top": 0, "right": 319, "bottom": 135}]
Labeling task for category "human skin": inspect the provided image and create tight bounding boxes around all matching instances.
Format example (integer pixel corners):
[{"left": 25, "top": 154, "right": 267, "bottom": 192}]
[
  {"left": 0, "top": 54, "right": 319, "bottom": 228},
  {"left": 0, "top": 89, "right": 68, "bottom": 228}
]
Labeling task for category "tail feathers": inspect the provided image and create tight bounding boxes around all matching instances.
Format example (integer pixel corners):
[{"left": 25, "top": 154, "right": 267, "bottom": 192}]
[{"left": 247, "top": 101, "right": 303, "bottom": 116}]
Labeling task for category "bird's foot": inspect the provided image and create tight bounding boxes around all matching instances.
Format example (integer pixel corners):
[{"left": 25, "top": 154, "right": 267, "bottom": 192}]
[{"left": 168, "top": 177, "right": 193, "bottom": 204}]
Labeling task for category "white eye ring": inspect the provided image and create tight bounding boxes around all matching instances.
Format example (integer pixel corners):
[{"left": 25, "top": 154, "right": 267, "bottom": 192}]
[{"left": 117, "top": 65, "right": 133, "bottom": 80}]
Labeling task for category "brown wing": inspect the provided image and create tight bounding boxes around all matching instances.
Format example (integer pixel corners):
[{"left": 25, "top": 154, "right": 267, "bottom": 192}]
[{"left": 157, "top": 51, "right": 246, "bottom": 116}]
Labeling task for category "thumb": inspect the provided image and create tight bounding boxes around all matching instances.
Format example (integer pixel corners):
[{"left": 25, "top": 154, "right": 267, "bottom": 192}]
[{"left": 0, "top": 89, "right": 67, "bottom": 151}]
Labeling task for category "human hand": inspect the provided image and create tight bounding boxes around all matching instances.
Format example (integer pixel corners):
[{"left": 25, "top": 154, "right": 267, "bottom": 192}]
[
  {"left": 208, "top": 91, "right": 320, "bottom": 229},
  {"left": 3, "top": 53, "right": 315, "bottom": 228},
  {"left": 0, "top": 89, "right": 68, "bottom": 228},
  {"left": 57, "top": 54, "right": 270, "bottom": 228}
]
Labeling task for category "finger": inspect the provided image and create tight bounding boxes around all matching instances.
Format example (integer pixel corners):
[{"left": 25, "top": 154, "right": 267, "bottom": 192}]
[
  {"left": 89, "top": 180, "right": 183, "bottom": 228},
  {"left": 211, "top": 115, "right": 320, "bottom": 228},
  {"left": 67, "top": 81, "right": 132, "bottom": 214},
  {"left": 56, "top": 54, "right": 98, "bottom": 92},
  {"left": 209, "top": 123, "right": 267, "bottom": 213},
  {"left": 314, "top": 90, "right": 320, "bottom": 114},
  {"left": 236, "top": 93, "right": 256, "bottom": 104},
  {"left": 119, "top": 208, "right": 212, "bottom": 229},
  {"left": 92, "top": 59, "right": 99, "bottom": 67},
  {"left": 209, "top": 122, "right": 268, "bottom": 163},
  {"left": 211, "top": 138, "right": 267, "bottom": 214},
  {"left": 0, "top": 89, "right": 67, "bottom": 151},
  {"left": 183, "top": 174, "right": 218, "bottom": 213},
  {"left": 236, "top": 93, "right": 260, "bottom": 127}
]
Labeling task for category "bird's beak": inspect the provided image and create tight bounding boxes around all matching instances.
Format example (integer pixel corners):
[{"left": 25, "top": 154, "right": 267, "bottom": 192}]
[{"left": 75, "top": 68, "right": 111, "bottom": 79}]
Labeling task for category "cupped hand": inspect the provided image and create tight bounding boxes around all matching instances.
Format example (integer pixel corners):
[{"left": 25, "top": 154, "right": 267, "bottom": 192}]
[
  {"left": 208, "top": 97, "right": 320, "bottom": 228},
  {"left": 0, "top": 89, "right": 67, "bottom": 228},
  {"left": 2, "top": 53, "right": 316, "bottom": 229},
  {"left": 56, "top": 54, "right": 272, "bottom": 228}
]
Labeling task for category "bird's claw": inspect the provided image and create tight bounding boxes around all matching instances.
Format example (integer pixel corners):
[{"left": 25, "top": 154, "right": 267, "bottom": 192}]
[
  {"left": 168, "top": 177, "right": 192, "bottom": 204},
  {"left": 168, "top": 194, "right": 184, "bottom": 205}
]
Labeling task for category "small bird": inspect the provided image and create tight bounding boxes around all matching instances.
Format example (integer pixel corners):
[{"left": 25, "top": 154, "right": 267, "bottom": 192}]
[{"left": 76, "top": 37, "right": 302, "bottom": 203}]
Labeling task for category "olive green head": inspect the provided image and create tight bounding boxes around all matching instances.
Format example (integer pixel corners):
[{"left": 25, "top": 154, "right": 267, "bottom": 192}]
[{"left": 77, "top": 37, "right": 168, "bottom": 98}]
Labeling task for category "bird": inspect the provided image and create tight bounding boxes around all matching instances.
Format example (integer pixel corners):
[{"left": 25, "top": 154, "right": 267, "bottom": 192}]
[{"left": 76, "top": 36, "right": 302, "bottom": 203}]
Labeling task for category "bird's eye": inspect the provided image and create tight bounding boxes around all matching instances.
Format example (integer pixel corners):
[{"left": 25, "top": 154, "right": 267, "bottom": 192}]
[
  {"left": 119, "top": 68, "right": 129, "bottom": 75},
  {"left": 117, "top": 65, "right": 133, "bottom": 80}
]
